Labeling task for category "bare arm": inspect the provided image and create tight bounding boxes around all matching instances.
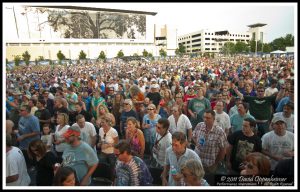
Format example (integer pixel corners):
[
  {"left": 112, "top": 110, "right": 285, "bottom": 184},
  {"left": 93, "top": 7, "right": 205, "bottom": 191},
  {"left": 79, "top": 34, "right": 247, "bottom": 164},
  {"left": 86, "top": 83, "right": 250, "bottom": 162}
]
[{"left": 6, "top": 174, "right": 19, "bottom": 183}]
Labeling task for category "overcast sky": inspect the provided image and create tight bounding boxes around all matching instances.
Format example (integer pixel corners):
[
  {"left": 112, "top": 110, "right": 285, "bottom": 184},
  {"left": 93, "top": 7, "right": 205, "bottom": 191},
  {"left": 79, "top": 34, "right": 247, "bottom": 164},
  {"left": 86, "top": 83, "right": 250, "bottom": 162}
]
[
  {"left": 86, "top": 2, "right": 296, "bottom": 43},
  {"left": 4, "top": 2, "right": 296, "bottom": 43}
]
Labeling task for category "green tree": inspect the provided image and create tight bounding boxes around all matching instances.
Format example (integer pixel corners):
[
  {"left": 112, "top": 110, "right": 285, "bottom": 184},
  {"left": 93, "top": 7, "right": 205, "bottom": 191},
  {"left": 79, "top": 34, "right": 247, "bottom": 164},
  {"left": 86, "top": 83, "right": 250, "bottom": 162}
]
[
  {"left": 175, "top": 44, "right": 186, "bottom": 57},
  {"left": 222, "top": 42, "right": 236, "bottom": 55},
  {"left": 235, "top": 42, "right": 249, "bottom": 53},
  {"left": 148, "top": 53, "right": 154, "bottom": 61},
  {"left": 22, "top": 51, "right": 31, "bottom": 66},
  {"left": 14, "top": 55, "right": 21, "bottom": 67},
  {"left": 79, "top": 50, "right": 87, "bottom": 60},
  {"left": 98, "top": 51, "right": 106, "bottom": 61},
  {"left": 284, "top": 34, "right": 294, "bottom": 47},
  {"left": 142, "top": 49, "right": 148, "bottom": 57},
  {"left": 117, "top": 50, "right": 124, "bottom": 58},
  {"left": 159, "top": 48, "right": 167, "bottom": 58},
  {"left": 262, "top": 43, "right": 272, "bottom": 53},
  {"left": 38, "top": 56, "right": 45, "bottom": 61},
  {"left": 57, "top": 50, "right": 66, "bottom": 64}
]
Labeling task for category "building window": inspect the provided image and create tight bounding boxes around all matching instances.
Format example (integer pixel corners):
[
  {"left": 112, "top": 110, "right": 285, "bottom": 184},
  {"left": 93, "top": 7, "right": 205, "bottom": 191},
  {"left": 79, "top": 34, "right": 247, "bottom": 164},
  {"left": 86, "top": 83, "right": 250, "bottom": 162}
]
[
  {"left": 205, "top": 48, "right": 210, "bottom": 50},
  {"left": 192, "top": 34, "right": 201, "bottom": 38},
  {"left": 205, "top": 43, "right": 210, "bottom": 45},
  {"left": 205, "top": 38, "right": 210, "bottom": 40},
  {"left": 192, "top": 44, "right": 201, "bottom": 47}
]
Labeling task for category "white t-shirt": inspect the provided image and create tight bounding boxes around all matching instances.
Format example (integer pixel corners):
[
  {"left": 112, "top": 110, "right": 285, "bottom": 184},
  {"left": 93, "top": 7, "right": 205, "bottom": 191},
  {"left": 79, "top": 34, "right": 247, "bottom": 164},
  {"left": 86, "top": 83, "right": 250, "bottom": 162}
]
[
  {"left": 6, "top": 147, "right": 31, "bottom": 186},
  {"left": 264, "top": 87, "right": 278, "bottom": 97},
  {"left": 168, "top": 114, "right": 192, "bottom": 135},
  {"left": 72, "top": 122, "right": 97, "bottom": 147},
  {"left": 54, "top": 124, "right": 70, "bottom": 152},
  {"left": 214, "top": 110, "right": 231, "bottom": 131},
  {"left": 273, "top": 112, "right": 294, "bottom": 133},
  {"left": 153, "top": 132, "right": 172, "bottom": 166},
  {"left": 99, "top": 127, "right": 118, "bottom": 154},
  {"left": 262, "top": 131, "right": 294, "bottom": 170}
]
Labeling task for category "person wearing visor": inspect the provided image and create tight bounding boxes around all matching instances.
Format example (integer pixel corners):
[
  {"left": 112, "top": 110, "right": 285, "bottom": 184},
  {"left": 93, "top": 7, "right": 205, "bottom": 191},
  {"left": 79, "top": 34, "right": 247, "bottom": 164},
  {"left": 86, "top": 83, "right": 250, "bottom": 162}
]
[{"left": 60, "top": 126, "right": 98, "bottom": 186}]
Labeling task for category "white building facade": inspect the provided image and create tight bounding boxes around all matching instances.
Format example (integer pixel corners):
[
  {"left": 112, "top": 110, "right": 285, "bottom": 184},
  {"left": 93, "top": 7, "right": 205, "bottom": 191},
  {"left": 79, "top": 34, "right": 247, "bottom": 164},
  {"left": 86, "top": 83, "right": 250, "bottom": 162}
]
[
  {"left": 4, "top": 4, "right": 177, "bottom": 61},
  {"left": 178, "top": 29, "right": 252, "bottom": 53}
]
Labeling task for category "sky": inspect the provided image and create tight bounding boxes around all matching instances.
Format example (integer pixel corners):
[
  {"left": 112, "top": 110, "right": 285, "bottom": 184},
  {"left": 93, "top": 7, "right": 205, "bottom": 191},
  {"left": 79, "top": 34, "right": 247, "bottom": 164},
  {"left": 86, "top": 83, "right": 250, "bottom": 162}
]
[{"left": 70, "top": 2, "right": 296, "bottom": 43}]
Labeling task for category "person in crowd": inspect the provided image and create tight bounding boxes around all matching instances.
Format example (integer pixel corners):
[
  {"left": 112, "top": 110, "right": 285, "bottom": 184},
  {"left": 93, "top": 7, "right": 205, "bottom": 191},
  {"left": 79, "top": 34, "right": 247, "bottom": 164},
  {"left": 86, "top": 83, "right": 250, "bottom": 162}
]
[
  {"left": 52, "top": 97, "right": 69, "bottom": 126},
  {"left": 161, "top": 131, "right": 201, "bottom": 186},
  {"left": 188, "top": 86, "right": 211, "bottom": 129},
  {"left": 53, "top": 113, "right": 70, "bottom": 163},
  {"left": 261, "top": 116, "right": 294, "bottom": 172},
  {"left": 28, "top": 98, "right": 38, "bottom": 115},
  {"left": 230, "top": 102, "right": 255, "bottom": 134},
  {"left": 73, "top": 102, "right": 92, "bottom": 123},
  {"left": 120, "top": 99, "right": 138, "bottom": 139},
  {"left": 112, "top": 92, "right": 125, "bottom": 136},
  {"left": 61, "top": 126, "right": 99, "bottom": 186},
  {"left": 90, "top": 89, "right": 106, "bottom": 120},
  {"left": 72, "top": 114, "right": 97, "bottom": 149},
  {"left": 40, "top": 123, "right": 53, "bottom": 151},
  {"left": 147, "top": 83, "right": 162, "bottom": 108},
  {"left": 53, "top": 166, "right": 78, "bottom": 186},
  {"left": 150, "top": 118, "right": 172, "bottom": 185},
  {"left": 168, "top": 105, "right": 193, "bottom": 145},
  {"left": 174, "top": 92, "right": 185, "bottom": 115},
  {"left": 240, "top": 152, "right": 271, "bottom": 176},
  {"left": 142, "top": 104, "right": 161, "bottom": 155},
  {"left": 192, "top": 109, "right": 226, "bottom": 185},
  {"left": 271, "top": 101, "right": 294, "bottom": 132},
  {"left": 129, "top": 85, "right": 145, "bottom": 123},
  {"left": 17, "top": 104, "right": 41, "bottom": 167},
  {"left": 96, "top": 104, "right": 116, "bottom": 128},
  {"left": 114, "top": 140, "right": 153, "bottom": 186},
  {"left": 233, "top": 84, "right": 284, "bottom": 138},
  {"left": 34, "top": 99, "right": 51, "bottom": 132},
  {"left": 214, "top": 101, "right": 231, "bottom": 136},
  {"left": 180, "top": 159, "right": 209, "bottom": 186},
  {"left": 97, "top": 114, "right": 119, "bottom": 181},
  {"left": 227, "top": 118, "right": 262, "bottom": 174},
  {"left": 6, "top": 134, "right": 31, "bottom": 186},
  {"left": 27, "top": 139, "right": 57, "bottom": 186},
  {"left": 125, "top": 117, "right": 145, "bottom": 159}
]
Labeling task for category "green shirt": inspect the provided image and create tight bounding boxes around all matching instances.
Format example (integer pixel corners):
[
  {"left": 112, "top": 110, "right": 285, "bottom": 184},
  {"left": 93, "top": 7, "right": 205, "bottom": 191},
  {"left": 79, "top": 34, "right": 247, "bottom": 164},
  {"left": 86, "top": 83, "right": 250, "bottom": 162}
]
[{"left": 243, "top": 95, "right": 276, "bottom": 120}]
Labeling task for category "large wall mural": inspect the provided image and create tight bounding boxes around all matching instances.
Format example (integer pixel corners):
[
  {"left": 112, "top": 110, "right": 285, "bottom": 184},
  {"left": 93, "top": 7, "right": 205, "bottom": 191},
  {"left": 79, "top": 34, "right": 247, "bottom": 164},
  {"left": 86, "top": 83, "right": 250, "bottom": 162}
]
[{"left": 20, "top": 6, "right": 146, "bottom": 39}]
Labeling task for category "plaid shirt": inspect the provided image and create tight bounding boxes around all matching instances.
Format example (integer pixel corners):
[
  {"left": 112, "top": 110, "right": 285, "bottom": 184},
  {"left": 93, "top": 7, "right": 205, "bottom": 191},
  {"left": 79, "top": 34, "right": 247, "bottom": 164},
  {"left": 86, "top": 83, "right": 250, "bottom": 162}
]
[{"left": 192, "top": 122, "right": 227, "bottom": 167}]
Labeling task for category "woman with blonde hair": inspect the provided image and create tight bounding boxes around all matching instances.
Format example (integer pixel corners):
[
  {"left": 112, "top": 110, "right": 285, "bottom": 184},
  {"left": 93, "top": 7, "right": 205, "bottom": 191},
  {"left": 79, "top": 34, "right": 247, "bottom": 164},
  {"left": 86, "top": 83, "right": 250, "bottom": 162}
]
[
  {"left": 96, "top": 104, "right": 116, "bottom": 127},
  {"left": 97, "top": 114, "right": 119, "bottom": 181},
  {"left": 125, "top": 117, "right": 145, "bottom": 159},
  {"left": 142, "top": 103, "right": 161, "bottom": 155},
  {"left": 53, "top": 113, "right": 70, "bottom": 163}
]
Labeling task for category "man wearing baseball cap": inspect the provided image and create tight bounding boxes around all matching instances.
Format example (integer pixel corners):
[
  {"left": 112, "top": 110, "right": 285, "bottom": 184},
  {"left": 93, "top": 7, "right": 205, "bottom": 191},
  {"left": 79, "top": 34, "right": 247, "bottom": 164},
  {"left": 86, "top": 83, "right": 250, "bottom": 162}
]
[
  {"left": 61, "top": 126, "right": 98, "bottom": 186},
  {"left": 261, "top": 116, "right": 294, "bottom": 172}
]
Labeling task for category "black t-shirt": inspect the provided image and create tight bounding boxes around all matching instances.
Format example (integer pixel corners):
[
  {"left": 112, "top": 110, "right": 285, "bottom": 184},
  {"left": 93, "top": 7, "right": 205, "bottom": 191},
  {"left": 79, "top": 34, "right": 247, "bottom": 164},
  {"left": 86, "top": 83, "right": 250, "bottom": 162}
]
[
  {"left": 35, "top": 108, "right": 51, "bottom": 131},
  {"left": 147, "top": 92, "right": 161, "bottom": 107},
  {"left": 227, "top": 131, "right": 262, "bottom": 172},
  {"left": 36, "top": 151, "right": 57, "bottom": 186}
]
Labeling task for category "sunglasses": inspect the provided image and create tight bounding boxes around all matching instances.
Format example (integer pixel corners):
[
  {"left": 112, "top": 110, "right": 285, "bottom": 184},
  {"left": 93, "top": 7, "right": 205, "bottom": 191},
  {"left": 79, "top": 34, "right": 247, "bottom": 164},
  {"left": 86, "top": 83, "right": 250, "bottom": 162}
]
[
  {"left": 124, "top": 103, "right": 129, "bottom": 105},
  {"left": 147, "top": 108, "right": 155, "bottom": 110}
]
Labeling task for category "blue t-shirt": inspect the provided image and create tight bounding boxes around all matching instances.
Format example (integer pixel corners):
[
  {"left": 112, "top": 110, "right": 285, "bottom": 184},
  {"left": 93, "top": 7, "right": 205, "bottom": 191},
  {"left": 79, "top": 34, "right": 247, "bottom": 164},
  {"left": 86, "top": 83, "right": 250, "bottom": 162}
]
[
  {"left": 18, "top": 115, "right": 40, "bottom": 150},
  {"left": 62, "top": 142, "right": 99, "bottom": 185}
]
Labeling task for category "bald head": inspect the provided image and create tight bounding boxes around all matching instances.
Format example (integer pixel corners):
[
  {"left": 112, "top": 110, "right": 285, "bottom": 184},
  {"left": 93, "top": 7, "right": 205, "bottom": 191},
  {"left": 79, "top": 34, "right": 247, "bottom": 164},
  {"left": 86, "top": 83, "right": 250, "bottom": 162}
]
[{"left": 6, "top": 120, "right": 14, "bottom": 135}]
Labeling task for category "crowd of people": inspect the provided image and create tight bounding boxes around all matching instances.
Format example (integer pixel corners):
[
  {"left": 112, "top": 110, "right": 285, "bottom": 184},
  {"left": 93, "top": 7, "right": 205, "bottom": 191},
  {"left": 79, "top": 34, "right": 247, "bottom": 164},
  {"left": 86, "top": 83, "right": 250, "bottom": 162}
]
[{"left": 5, "top": 54, "right": 295, "bottom": 187}]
